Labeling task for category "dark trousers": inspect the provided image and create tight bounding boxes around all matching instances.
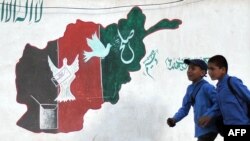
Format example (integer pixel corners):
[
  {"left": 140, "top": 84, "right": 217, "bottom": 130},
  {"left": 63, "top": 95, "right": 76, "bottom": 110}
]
[{"left": 197, "top": 132, "right": 218, "bottom": 141}]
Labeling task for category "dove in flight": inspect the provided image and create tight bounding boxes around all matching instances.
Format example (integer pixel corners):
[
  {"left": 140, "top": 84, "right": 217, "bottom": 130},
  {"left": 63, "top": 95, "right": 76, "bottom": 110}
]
[
  {"left": 83, "top": 32, "right": 112, "bottom": 62},
  {"left": 48, "top": 55, "right": 79, "bottom": 102}
]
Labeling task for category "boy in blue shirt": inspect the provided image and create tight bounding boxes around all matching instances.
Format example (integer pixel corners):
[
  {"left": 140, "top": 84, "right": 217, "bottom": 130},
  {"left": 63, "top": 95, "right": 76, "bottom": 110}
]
[
  {"left": 167, "top": 59, "right": 219, "bottom": 141},
  {"left": 208, "top": 55, "right": 250, "bottom": 125}
]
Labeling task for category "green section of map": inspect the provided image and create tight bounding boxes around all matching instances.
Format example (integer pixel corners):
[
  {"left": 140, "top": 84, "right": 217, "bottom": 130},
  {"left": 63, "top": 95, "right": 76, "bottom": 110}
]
[{"left": 100, "top": 7, "right": 182, "bottom": 104}]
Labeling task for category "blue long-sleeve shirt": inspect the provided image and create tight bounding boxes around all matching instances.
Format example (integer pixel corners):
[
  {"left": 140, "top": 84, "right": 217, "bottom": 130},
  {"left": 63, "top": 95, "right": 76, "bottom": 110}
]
[
  {"left": 216, "top": 74, "right": 250, "bottom": 125},
  {"left": 173, "top": 79, "right": 220, "bottom": 137}
]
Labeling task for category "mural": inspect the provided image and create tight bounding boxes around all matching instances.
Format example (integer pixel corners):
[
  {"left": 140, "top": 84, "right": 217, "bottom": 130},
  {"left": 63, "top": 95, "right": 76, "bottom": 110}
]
[{"left": 15, "top": 6, "right": 182, "bottom": 133}]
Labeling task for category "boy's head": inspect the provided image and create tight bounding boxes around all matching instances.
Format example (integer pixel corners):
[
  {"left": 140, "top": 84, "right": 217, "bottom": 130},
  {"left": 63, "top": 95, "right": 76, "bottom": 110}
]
[
  {"left": 184, "top": 59, "right": 207, "bottom": 83},
  {"left": 208, "top": 55, "right": 228, "bottom": 80}
]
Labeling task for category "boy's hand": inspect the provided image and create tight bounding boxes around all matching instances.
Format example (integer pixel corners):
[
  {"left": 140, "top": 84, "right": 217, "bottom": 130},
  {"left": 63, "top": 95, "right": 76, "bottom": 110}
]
[
  {"left": 198, "top": 116, "right": 212, "bottom": 127},
  {"left": 167, "top": 118, "right": 176, "bottom": 127}
]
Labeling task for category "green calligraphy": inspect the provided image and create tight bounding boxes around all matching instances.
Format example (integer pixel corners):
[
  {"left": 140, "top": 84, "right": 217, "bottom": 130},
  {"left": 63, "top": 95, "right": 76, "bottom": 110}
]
[
  {"left": 165, "top": 57, "right": 209, "bottom": 71},
  {"left": 0, "top": 0, "right": 43, "bottom": 23}
]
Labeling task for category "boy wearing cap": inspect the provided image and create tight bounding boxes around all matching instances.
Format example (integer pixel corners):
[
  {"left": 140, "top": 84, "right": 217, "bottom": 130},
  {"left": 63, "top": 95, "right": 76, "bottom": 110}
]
[
  {"left": 167, "top": 59, "right": 220, "bottom": 141},
  {"left": 208, "top": 55, "right": 250, "bottom": 125}
]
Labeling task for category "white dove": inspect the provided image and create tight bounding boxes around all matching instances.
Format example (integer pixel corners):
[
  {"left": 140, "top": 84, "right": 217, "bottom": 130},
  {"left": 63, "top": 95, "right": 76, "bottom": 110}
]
[
  {"left": 83, "top": 32, "right": 112, "bottom": 62},
  {"left": 48, "top": 55, "right": 79, "bottom": 102}
]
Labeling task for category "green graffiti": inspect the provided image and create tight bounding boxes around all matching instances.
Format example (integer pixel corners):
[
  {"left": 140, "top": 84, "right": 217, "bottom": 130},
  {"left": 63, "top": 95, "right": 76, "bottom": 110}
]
[
  {"left": 0, "top": 0, "right": 43, "bottom": 23},
  {"left": 165, "top": 57, "right": 209, "bottom": 71},
  {"left": 143, "top": 49, "right": 158, "bottom": 79},
  {"left": 100, "top": 7, "right": 182, "bottom": 104}
]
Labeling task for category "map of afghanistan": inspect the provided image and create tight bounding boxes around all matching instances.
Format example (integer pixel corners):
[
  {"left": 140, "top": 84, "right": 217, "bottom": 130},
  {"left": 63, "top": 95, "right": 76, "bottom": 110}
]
[{"left": 15, "top": 7, "right": 182, "bottom": 133}]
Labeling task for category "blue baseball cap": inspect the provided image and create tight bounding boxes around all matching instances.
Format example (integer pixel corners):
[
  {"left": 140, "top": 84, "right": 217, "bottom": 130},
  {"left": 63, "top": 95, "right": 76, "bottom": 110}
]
[{"left": 184, "top": 59, "right": 208, "bottom": 72}]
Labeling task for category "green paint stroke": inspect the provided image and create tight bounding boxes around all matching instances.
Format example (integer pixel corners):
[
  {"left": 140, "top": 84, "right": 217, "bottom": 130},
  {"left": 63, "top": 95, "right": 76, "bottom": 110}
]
[
  {"left": 100, "top": 6, "right": 182, "bottom": 104},
  {"left": 0, "top": 0, "right": 43, "bottom": 23},
  {"left": 165, "top": 57, "right": 209, "bottom": 71}
]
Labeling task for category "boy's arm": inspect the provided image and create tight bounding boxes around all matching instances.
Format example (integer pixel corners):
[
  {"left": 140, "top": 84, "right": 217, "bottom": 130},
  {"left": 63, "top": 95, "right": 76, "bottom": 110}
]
[
  {"left": 202, "top": 85, "right": 220, "bottom": 118},
  {"left": 231, "top": 77, "right": 250, "bottom": 103},
  {"left": 172, "top": 91, "right": 192, "bottom": 122},
  {"left": 199, "top": 85, "right": 220, "bottom": 127}
]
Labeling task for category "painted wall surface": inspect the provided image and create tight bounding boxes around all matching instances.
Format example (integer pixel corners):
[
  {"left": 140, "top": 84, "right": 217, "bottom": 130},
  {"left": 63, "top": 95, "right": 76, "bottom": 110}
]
[{"left": 0, "top": 0, "right": 250, "bottom": 141}]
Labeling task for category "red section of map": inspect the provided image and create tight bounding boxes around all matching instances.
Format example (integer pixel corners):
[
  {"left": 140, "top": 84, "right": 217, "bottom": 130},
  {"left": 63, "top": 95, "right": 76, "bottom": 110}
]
[{"left": 57, "top": 20, "right": 103, "bottom": 132}]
